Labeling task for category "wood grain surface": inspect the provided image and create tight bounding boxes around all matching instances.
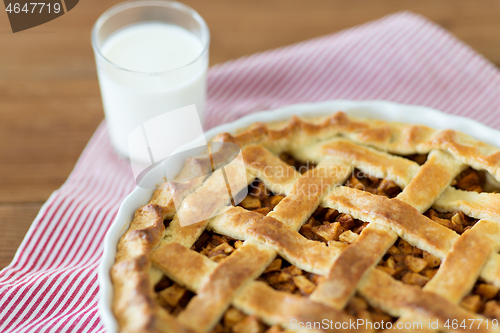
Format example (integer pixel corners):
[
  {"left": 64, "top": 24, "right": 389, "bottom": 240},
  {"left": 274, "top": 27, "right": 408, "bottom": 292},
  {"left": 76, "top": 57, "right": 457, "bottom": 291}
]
[{"left": 1, "top": 0, "right": 500, "bottom": 269}]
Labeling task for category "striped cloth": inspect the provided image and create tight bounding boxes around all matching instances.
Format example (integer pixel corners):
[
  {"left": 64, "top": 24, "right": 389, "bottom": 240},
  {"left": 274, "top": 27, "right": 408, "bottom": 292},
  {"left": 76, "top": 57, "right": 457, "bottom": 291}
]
[{"left": 1, "top": 11, "right": 500, "bottom": 333}]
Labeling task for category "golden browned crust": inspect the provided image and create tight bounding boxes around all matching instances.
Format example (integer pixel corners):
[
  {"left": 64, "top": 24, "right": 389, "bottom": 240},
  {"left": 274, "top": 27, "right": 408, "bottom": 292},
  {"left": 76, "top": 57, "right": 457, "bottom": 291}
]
[
  {"left": 111, "top": 204, "right": 166, "bottom": 333},
  {"left": 396, "top": 150, "right": 464, "bottom": 212},
  {"left": 268, "top": 160, "right": 352, "bottom": 230},
  {"left": 209, "top": 206, "right": 342, "bottom": 275},
  {"left": 233, "top": 281, "right": 368, "bottom": 333},
  {"left": 310, "top": 225, "right": 398, "bottom": 310},
  {"left": 425, "top": 220, "right": 500, "bottom": 303},
  {"left": 177, "top": 242, "right": 274, "bottom": 331},
  {"left": 324, "top": 187, "right": 459, "bottom": 259},
  {"left": 359, "top": 270, "right": 494, "bottom": 333},
  {"left": 112, "top": 111, "right": 500, "bottom": 333}
]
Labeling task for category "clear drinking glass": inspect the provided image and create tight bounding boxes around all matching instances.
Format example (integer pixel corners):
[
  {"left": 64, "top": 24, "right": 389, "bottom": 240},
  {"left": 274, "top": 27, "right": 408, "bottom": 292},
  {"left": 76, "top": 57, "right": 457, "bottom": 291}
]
[{"left": 91, "top": 1, "right": 210, "bottom": 157}]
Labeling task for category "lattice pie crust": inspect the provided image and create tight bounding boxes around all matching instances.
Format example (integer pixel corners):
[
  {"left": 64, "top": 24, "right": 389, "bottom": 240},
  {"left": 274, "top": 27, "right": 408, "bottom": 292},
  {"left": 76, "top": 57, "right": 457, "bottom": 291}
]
[{"left": 112, "top": 112, "right": 500, "bottom": 333}]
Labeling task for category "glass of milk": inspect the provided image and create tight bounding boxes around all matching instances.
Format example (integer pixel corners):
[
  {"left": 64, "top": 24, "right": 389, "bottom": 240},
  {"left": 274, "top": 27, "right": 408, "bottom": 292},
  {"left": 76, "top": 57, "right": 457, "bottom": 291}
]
[{"left": 91, "top": 1, "right": 209, "bottom": 158}]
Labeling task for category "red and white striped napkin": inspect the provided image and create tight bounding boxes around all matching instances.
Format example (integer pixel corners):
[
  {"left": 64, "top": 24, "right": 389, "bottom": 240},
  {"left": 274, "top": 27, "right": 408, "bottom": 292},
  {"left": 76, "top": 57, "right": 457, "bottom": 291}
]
[{"left": 1, "top": 11, "right": 499, "bottom": 333}]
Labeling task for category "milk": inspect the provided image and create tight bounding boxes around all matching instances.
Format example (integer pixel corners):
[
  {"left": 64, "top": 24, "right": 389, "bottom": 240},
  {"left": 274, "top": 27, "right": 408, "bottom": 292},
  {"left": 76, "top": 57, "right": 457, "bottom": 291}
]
[
  {"left": 103, "top": 23, "right": 204, "bottom": 73},
  {"left": 95, "top": 22, "right": 207, "bottom": 157}
]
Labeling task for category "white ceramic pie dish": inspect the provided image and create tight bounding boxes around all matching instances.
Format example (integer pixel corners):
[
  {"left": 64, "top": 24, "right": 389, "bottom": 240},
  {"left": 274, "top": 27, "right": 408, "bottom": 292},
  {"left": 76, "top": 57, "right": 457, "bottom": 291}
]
[{"left": 98, "top": 100, "right": 500, "bottom": 332}]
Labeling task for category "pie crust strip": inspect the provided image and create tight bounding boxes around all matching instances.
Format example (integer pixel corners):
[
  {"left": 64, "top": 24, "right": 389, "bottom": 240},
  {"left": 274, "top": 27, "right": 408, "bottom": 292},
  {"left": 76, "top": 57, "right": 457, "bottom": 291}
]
[
  {"left": 310, "top": 150, "right": 463, "bottom": 310},
  {"left": 112, "top": 112, "right": 500, "bottom": 333}
]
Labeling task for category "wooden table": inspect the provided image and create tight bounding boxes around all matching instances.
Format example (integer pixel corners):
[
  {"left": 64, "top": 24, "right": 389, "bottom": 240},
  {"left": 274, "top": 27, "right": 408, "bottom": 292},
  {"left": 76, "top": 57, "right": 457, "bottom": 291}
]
[{"left": 1, "top": 0, "right": 500, "bottom": 270}]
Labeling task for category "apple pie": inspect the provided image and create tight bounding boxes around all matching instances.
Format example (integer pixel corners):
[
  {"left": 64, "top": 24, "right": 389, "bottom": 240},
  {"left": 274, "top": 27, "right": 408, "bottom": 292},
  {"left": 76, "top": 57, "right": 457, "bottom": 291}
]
[{"left": 111, "top": 112, "right": 500, "bottom": 333}]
